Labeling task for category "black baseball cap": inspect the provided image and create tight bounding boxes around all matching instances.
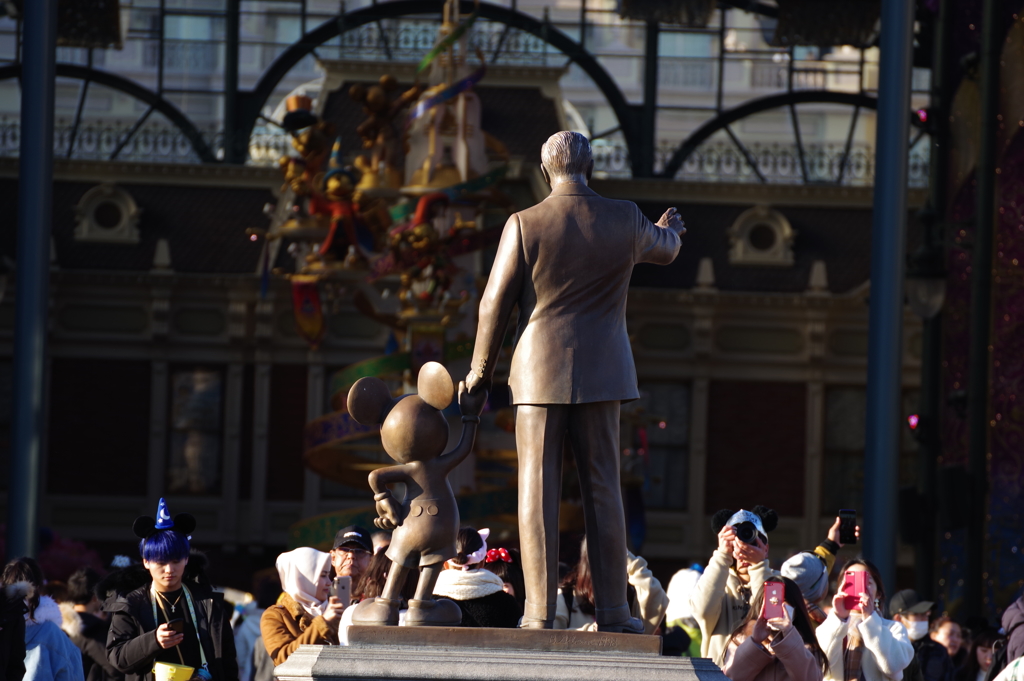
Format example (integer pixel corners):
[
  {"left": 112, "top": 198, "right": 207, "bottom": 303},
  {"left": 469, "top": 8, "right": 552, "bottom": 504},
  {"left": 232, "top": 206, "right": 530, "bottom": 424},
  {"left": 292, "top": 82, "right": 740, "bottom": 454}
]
[
  {"left": 890, "top": 589, "right": 934, "bottom": 616},
  {"left": 332, "top": 525, "right": 372, "bottom": 552}
]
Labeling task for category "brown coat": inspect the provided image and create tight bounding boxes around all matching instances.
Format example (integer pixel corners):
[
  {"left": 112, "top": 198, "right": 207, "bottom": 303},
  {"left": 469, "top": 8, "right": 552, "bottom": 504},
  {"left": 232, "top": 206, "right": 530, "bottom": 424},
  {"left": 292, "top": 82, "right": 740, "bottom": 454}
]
[
  {"left": 471, "top": 182, "right": 680, "bottom": 405},
  {"left": 259, "top": 594, "right": 336, "bottom": 665},
  {"left": 723, "top": 629, "right": 825, "bottom": 681}
]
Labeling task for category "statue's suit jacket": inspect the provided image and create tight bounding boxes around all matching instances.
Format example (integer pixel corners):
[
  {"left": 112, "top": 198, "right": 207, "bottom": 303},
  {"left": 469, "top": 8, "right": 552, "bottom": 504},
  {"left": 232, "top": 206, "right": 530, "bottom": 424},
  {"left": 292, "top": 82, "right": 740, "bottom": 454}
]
[{"left": 472, "top": 182, "right": 681, "bottom": 404}]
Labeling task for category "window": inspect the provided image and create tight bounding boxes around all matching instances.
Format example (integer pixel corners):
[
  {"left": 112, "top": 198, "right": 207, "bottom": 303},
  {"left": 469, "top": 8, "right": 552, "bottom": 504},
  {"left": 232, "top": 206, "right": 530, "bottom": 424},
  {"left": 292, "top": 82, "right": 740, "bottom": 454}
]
[
  {"left": 167, "top": 367, "right": 223, "bottom": 495},
  {"left": 48, "top": 359, "right": 151, "bottom": 495},
  {"left": 822, "top": 387, "right": 919, "bottom": 511},
  {"left": 706, "top": 381, "right": 806, "bottom": 516},
  {"left": 630, "top": 383, "right": 690, "bottom": 510}
]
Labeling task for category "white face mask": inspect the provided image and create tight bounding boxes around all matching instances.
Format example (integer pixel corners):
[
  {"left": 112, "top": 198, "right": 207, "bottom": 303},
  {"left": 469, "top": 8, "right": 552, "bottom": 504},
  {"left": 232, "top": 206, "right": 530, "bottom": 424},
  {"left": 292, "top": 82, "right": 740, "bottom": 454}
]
[{"left": 905, "top": 620, "right": 929, "bottom": 641}]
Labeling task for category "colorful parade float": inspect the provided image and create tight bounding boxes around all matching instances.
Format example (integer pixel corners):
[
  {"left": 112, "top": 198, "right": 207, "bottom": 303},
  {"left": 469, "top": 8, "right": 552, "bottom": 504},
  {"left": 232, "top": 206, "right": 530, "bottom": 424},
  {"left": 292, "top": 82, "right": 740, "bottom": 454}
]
[{"left": 254, "top": 0, "right": 545, "bottom": 548}]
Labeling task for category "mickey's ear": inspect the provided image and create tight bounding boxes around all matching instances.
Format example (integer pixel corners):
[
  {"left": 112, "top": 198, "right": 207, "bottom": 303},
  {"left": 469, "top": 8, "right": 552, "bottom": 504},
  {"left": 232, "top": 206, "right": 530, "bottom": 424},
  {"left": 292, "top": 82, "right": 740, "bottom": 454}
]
[
  {"left": 711, "top": 509, "right": 734, "bottom": 534},
  {"left": 417, "top": 362, "right": 453, "bottom": 410},
  {"left": 133, "top": 516, "right": 156, "bottom": 539},
  {"left": 347, "top": 377, "right": 393, "bottom": 425},
  {"left": 174, "top": 514, "right": 197, "bottom": 536},
  {"left": 752, "top": 505, "right": 779, "bottom": 533}
]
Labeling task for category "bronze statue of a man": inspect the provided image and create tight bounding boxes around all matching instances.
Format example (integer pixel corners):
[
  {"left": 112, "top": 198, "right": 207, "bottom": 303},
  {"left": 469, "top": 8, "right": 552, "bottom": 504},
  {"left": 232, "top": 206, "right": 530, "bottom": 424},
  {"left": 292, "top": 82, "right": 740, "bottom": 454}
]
[{"left": 465, "top": 131, "right": 685, "bottom": 632}]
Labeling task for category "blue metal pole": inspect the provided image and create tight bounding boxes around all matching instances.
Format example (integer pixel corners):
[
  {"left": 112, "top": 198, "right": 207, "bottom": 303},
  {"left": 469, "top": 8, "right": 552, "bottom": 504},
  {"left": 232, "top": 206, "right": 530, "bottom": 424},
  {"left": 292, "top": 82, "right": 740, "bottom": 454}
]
[
  {"left": 8, "top": 0, "right": 57, "bottom": 559},
  {"left": 863, "top": 0, "right": 915, "bottom": 594},
  {"left": 964, "top": 0, "right": 1003, "bottom": 620}
]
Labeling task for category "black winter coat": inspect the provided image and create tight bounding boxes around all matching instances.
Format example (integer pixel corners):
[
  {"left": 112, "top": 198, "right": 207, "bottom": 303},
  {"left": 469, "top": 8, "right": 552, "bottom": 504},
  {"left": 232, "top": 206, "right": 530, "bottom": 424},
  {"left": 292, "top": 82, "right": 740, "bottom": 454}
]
[
  {"left": 913, "top": 637, "right": 956, "bottom": 681},
  {"left": 100, "top": 556, "right": 238, "bottom": 681},
  {"left": 63, "top": 609, "right": 123, "bottom": 681},
  {"left": 454, "top": 592, "right": 522, "bottom": 629},
  {"left": 0, "top": 586, "right": 27, "bottom": 681}
]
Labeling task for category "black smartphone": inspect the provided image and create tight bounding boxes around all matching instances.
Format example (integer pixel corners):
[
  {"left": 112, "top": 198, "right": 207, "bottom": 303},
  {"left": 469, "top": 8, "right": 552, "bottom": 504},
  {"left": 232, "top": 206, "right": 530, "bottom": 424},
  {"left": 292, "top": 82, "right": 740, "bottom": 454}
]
[
  {"left": 839, "top": 509, "right": 858, "bottom": 544},
  {"left": 167, "top": 618, "right": 184, "bottom": 634}
]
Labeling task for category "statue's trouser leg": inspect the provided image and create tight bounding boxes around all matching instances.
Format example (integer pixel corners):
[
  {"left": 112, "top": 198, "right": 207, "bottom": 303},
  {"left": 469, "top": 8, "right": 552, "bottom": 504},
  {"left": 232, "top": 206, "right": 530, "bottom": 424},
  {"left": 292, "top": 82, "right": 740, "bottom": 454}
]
[
  {"left": 568, "top": 400, "right": 630, "bottom": 626},
  {"left": 413, "top": 562, "right": 444, "bottom": 601},
  {"left": 515, "top": 403, "right": 568, "bottom": 627}
]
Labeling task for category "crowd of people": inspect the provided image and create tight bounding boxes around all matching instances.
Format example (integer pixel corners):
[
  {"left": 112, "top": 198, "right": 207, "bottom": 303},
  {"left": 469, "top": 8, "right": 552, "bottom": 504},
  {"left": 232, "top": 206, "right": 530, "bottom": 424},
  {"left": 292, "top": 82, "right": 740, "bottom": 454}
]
[{"left": 0, "top": 499, "right": 1022, "bottom": 681}]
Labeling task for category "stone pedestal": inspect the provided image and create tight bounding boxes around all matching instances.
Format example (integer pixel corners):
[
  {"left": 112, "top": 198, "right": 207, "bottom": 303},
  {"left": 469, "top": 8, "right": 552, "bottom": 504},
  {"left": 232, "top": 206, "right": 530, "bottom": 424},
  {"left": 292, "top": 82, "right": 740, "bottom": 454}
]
[{"left": 274, "top": 626, "right": 728, "bottom": 681}]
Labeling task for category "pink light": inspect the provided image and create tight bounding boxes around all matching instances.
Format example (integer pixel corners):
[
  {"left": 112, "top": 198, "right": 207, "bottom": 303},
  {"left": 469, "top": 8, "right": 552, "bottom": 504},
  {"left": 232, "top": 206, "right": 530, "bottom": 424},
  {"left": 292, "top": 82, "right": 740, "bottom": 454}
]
[
  {"left": 250, "top": 234, "right": 258, "bottom": 241},
  {"left": 658, "top": 421, "right": 667, "bottom": 429},
  {"left": 907, "top": 414, "right": 920, "bottom": 430},
  {"left": 917, "top": 109, "right": 928, "bottom": 123}
]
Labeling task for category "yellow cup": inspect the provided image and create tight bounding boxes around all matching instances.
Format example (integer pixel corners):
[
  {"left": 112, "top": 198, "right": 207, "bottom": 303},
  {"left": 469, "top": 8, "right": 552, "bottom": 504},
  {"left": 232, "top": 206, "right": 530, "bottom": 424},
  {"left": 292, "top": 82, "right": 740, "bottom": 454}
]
[{"left": 152, "top": 662, "right": 194, "bottom": 681}]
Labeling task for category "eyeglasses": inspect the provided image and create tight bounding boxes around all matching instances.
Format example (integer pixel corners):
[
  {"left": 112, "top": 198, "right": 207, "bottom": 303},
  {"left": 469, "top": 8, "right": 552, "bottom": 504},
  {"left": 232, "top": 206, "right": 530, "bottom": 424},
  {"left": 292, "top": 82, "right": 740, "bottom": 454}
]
[{"left": 334, "top": 547, "right": 370, "bottom": 556}]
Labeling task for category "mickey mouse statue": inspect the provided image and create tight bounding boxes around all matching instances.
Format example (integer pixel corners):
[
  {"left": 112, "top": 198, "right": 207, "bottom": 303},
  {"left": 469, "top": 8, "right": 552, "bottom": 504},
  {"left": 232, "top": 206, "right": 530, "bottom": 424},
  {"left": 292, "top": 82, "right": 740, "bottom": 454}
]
[{"left": 345, "top": 361, "right": 487, "bottom": 627}]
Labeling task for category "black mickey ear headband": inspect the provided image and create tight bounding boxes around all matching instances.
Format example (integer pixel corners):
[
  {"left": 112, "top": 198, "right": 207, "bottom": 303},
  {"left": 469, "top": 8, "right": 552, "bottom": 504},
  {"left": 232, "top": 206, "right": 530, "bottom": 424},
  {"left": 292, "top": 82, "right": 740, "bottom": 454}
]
[
  {"left": 710, "top": 505, "right": 779, "bottom": 534},
  {"left": 132, "top": 514, "right": 197, "bottom": 539},
  {"left": 133, "top": 498, "right": 197, "bottom": 539}
]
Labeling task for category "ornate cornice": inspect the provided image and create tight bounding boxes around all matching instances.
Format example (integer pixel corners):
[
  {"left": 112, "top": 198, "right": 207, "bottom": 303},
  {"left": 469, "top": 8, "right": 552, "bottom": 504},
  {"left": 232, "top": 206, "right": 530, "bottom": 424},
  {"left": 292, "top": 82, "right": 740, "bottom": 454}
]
[
  {"left": 591, "top": 177, "right": 929, "bottom": 209},
  {"left": 0, "top": 158, "right": 281, "bottom": 189}
]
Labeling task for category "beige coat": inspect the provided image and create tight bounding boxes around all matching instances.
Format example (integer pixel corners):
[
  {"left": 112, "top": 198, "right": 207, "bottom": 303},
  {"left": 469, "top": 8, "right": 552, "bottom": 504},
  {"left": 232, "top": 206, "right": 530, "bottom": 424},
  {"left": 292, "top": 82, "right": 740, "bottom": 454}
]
[
  {"left": 689, "top": 547, "right": 774, "bottom": 665},
  {"left": 554, "top": 551, "right": 669, "bottom": 634},
  {"left": 723, "top": 629, "right": 825, "bottom": 681},
  {"left": 471, "top": 182, "right": 680, "bottom": 404},
  {"left": 259, "top": 593, "right": 337, "bottom": 665}
]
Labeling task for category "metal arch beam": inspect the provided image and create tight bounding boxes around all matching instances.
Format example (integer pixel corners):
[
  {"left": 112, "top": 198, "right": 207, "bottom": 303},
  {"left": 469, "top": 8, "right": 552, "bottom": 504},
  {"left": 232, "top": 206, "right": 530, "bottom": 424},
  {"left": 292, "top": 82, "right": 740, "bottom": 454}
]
[
  {"left": 660, "top": 91, "right": 886, "bottom": 179},
  {"left": 243, "top": 0, "right": 641, "bottom": 170},
  {"left": 0, "top": 63, "right": 217, "bottom": 163}
]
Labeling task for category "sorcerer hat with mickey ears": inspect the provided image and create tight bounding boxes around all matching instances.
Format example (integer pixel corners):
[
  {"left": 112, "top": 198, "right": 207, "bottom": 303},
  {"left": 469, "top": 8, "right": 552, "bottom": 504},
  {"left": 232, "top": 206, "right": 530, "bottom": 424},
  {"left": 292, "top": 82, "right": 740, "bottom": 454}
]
[{"left": 132, "top": 498, "right": 197, "bottom": 539}]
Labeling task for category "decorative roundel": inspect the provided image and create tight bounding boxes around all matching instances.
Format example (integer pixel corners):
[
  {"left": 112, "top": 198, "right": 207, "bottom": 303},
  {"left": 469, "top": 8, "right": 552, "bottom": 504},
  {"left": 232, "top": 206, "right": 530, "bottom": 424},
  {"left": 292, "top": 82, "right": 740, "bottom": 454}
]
[{"left": 74, "top": 184, "right": 141, "bottom": 244}]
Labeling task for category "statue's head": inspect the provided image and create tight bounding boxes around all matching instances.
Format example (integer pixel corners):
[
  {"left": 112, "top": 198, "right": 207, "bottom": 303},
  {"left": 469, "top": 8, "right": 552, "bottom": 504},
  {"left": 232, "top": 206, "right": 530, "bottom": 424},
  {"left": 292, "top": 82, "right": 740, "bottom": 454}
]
[
  {"left": 347, "top": 362, "right": 453, "bottom": 463},
  {"left": 540, "top": 131, "right": 594, "bottom": 186}
]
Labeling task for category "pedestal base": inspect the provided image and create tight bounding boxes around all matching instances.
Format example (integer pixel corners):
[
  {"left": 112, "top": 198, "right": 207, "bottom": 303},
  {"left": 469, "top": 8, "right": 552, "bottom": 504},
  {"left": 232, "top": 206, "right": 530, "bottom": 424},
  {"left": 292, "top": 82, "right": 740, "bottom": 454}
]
[{"left": 273, "top": 626, "right": 727, "bottom": 681}]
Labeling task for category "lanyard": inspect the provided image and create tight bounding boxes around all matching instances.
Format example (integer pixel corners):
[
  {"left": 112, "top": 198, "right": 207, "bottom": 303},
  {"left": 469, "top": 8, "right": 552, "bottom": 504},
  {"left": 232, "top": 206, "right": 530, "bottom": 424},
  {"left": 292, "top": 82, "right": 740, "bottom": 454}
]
[{"left": 151, "top": 583, "right": 209, "bottom": 673}]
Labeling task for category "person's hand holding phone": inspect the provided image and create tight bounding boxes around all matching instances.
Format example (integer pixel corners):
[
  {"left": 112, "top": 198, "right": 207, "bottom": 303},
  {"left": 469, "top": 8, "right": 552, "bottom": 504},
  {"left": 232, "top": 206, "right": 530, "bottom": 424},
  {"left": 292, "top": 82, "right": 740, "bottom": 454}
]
[
  {"left": 767, "top": 604, "right": 793, "bottom": 637},
  {"left": 829, "top": 514, "right": 861, "bottom": 547},
  {"left": 155, "top": 623, "right": 184, "bottom": 649},
  {"left": 751, "top": 614, "right": 771, "bottom": 645},
  {"left": 321, "top": 596, "right": 344, "bottom": 630},
  {"left": 851, "top": 591, "right": 875, "bottom": 619},
  {"left": 832, "top": 589, "right": 851, "bottom": 621}
]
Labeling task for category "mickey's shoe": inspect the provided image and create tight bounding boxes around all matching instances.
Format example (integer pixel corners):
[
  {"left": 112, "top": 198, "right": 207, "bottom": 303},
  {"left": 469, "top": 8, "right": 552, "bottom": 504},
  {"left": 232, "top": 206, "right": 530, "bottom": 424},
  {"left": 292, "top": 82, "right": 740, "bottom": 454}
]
[
  {"left": 403, "top": 598, "right": 462, "bottom": 627},
  {"left": 350, "top": 597, "right": 400, "bottom": 626}
]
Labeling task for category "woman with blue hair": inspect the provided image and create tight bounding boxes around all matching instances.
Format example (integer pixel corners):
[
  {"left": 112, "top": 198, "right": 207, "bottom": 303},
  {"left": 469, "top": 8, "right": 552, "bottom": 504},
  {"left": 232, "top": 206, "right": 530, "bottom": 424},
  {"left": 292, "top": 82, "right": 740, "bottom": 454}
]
[{"left": 104, "top": 499, "right": 238, "bottom": 681}]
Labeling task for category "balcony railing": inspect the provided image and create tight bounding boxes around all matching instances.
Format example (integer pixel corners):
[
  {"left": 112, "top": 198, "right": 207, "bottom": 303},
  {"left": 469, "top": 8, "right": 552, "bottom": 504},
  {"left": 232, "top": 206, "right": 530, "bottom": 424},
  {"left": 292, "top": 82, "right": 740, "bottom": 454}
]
[{"left": 0, "top": 118, "right": 930, "bottom": 188}]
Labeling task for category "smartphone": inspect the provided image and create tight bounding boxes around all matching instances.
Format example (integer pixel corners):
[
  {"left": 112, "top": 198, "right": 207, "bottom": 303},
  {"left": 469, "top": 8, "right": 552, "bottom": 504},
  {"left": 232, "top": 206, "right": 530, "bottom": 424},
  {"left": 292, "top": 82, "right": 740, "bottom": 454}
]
[
  {"left": 763, "top": 580, "right": 785, "bottom": 620},
  {"left": 841, "top": 570, "right": 867, "bottom": 612},
  {"left": 166, "top": 618, "right": 184, "bottom": 634},
  {"left": 329, "top": 575, "right": 351, "bottom": 604},
  {"left": 839, "top": 509, "right": 858, "bottom": 545}
]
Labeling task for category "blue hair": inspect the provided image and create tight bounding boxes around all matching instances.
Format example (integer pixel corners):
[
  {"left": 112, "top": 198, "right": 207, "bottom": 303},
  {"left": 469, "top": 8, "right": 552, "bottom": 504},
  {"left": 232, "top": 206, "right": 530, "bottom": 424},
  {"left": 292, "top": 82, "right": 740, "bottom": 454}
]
[{"left": 139, "top": 530, "right": 190, "bottom": 563}]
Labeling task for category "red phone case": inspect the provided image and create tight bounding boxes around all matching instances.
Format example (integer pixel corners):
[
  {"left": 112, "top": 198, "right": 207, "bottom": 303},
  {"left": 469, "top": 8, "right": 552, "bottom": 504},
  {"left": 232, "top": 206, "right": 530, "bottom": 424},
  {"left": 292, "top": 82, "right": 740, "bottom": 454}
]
[
  {"left": 842, "top": 571, "right": 867, "bottom": 612},
  {"left": 763, "top": 580, "right": 785, "bottom": 620}
]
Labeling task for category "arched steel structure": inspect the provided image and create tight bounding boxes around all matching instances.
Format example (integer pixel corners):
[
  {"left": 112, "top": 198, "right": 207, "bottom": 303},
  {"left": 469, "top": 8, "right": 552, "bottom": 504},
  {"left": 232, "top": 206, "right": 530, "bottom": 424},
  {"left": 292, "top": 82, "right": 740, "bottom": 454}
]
[
  {"left": 237, "top": 0, "right": 641, "bottom": 170},
  {"left": 0, "top": 63, "right": 217, "bottom": 163},
  {"left": 660, "top": 91, "right": 926, "bottom": 182}
]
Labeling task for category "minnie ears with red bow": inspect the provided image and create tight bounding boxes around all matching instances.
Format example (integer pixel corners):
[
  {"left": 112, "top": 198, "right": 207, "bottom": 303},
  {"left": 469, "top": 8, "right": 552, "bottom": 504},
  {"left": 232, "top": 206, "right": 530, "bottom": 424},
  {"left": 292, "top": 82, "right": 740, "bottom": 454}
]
[
  {"left": 485, "top": 548, "right": 512, "bottom": 563},
  {"left": 132, "top": 497, "right": 197, "bottom": 539}
]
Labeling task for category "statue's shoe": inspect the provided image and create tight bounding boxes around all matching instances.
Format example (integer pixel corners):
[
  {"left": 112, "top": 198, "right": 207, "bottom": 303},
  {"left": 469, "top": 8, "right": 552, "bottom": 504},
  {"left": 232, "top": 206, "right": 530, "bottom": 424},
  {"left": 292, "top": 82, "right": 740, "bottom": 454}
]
[
  {"left": 596, "top": 616, "right": 645, "bottom": 634},
  {"left": 517, "top": 616, "right": 553, "bottom": 629},
  {"left": 350, "top": 597, "right": 401, "bottom": 626},
  {"left": 404, "top": 598, "right": 462, "bottom": 627}
]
